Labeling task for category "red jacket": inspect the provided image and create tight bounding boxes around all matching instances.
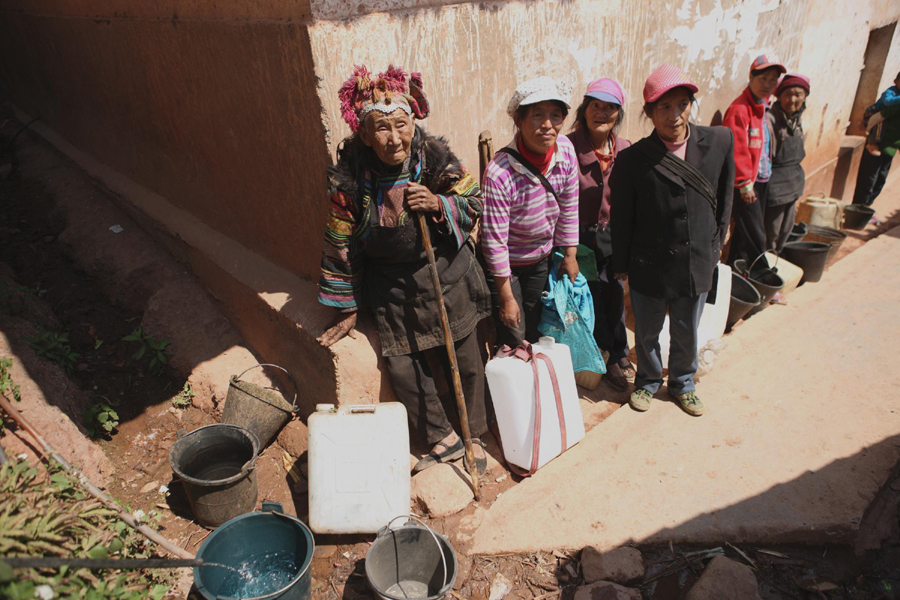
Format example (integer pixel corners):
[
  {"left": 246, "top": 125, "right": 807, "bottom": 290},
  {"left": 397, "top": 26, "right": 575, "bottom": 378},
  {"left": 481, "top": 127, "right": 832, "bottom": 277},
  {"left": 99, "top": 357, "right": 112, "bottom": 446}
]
[{"left": 722, "top": 87, "right": 766, "bottom": 189}]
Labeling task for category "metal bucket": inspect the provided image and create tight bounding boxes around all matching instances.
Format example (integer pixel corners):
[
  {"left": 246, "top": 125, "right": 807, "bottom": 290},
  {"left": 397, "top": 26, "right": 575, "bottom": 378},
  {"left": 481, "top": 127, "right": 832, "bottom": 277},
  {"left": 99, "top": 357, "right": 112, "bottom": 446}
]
[
  {"left": 194, "top": 502, "right": 314, "bottom": 600},
  {"left": 222, "top": 364, "right": 298, "bottom": 450},
  {"left": 366, "top": 516, "right": 457, "bottom": 600},
  {"left": 169, "top": 424, "right": 259, "bottom": 528}
]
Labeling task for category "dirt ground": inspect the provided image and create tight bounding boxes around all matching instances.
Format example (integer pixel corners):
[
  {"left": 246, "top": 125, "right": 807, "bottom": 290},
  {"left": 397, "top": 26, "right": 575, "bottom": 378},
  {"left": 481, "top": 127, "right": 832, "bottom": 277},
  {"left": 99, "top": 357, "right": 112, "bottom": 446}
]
[{"left": 2, "top": 104, "right": 900, "bottom": 600}]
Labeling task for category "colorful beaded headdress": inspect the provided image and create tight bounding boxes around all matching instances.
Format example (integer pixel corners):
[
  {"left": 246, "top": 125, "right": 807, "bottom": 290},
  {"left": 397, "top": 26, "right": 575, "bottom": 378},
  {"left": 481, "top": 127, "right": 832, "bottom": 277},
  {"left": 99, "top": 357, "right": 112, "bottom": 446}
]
[{"left": 339, "top": 65, "right": 430, "bottom": 132}]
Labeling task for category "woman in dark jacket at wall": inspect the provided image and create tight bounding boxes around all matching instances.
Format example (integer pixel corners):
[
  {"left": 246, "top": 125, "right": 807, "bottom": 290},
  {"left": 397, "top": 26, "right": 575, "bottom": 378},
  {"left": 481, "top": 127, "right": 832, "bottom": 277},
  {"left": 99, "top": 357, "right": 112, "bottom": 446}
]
[
  {"left": 765, "top": 73, "right": 810, "bottom": 253},
  {"left": 564, "top": 78, "right": 635, "bottom": 391},
  {"left": 610, "top": 64, "right": 734, "bottom": 417}
]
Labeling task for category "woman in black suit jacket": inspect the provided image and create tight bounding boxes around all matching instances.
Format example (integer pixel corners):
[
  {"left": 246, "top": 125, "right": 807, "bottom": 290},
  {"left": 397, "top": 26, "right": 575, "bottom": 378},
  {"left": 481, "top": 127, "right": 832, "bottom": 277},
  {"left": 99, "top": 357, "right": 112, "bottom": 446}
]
[{"left": 609, "top": 64, "right": 735, "bottom": 417}]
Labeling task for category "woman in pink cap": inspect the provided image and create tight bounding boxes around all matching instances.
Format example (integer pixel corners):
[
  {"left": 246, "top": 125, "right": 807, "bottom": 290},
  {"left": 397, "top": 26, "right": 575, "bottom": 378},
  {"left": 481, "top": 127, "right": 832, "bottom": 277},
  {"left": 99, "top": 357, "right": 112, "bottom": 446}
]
[
  {"left": 764, "top": 73, "right": 810, "bottom": 253},
  {"left": 565, "top": 78, "right": 635, "bottom": 391},
  {"left": 723, "top": 54, "right": 786, "bottom": 265},
  {"left": 609, "top": 65, "right": 734, "bottom": 417}
]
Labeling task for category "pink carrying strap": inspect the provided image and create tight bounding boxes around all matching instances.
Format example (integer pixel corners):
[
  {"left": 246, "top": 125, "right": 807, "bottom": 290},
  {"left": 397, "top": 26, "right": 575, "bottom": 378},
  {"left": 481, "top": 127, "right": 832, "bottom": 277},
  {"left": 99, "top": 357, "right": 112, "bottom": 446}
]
[{"left": 495, "top": 341, "right": 567, "bottom": 477}]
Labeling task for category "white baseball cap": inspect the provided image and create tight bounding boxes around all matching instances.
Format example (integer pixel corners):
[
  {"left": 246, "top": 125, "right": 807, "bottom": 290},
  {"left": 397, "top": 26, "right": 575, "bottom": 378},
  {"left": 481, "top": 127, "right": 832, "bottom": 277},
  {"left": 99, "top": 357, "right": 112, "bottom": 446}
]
[{"left": 507, "top": 76, "right": 572, "bottom": 117}]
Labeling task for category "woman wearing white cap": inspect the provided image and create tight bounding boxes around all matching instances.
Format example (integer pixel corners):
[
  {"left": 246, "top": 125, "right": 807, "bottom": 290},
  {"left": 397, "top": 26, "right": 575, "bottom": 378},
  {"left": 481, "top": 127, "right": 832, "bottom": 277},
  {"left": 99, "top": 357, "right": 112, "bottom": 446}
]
[
  {"left": 481, "top": 77, "right": 580, "bottom": 347},
  {"left": 609, "top": 65, "right": 735, "bottom": 417},
  {"left": 565, "top": 78, "right": 636, "bottom": 391}
]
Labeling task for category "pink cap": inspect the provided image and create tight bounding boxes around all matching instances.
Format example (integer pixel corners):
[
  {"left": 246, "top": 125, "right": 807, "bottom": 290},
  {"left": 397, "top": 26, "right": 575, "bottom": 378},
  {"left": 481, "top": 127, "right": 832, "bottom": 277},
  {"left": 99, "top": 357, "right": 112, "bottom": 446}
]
[
  {"left": 584, "top": 78, "right": 626, "bottom": 106},
  {"left": 643, "top": 64, "right": 699, "bottom": 104},
  {"left": 775, "top": 73, "right": 810, "bottom": 97},
  {"left": 750, "top": 53, "right": 786, "bottom": 74}
]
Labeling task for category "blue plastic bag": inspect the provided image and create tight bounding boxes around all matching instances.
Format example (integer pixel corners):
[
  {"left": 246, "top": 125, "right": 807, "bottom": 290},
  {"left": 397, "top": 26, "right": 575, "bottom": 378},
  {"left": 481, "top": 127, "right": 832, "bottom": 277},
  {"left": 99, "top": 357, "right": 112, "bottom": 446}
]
[{"left": 537, "top": 252, "right": 606, "bottom": 374}]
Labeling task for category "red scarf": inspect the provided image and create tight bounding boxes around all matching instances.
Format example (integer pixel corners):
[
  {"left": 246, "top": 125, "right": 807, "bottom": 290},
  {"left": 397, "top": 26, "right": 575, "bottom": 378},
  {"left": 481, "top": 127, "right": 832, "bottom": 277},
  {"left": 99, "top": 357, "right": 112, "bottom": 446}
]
[{"left": 516, "top": 136, "right": 554, "bottom": 175}]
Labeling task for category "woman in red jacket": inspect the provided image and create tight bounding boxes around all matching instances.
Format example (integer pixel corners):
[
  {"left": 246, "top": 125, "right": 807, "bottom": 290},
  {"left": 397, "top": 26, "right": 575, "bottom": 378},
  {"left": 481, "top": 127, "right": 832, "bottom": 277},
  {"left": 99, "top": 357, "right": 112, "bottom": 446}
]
[{"left": 723, "top": 54, "right": 784, "bottom": 265}]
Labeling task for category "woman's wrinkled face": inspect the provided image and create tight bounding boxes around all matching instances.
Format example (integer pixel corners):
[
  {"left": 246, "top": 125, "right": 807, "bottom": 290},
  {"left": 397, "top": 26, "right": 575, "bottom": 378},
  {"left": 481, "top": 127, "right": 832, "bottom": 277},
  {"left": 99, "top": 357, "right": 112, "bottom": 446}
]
[
  {"left": 516, "top": 101, "right": 565, "bottom": 154},
  {"left": 360, "top": 109, "right": 413, "bottom": 166},
  {"left": 778, "top": 87, "right": 807, "bottom": 116},
  {"left": 649, "top": 88, "right": 692, "bottom": 143},
  {"left": 585, "top": 99, "right": 620, "bottom": 139},
  {"left": 749, "top": 68, "right": 781, "bottom": 101}
]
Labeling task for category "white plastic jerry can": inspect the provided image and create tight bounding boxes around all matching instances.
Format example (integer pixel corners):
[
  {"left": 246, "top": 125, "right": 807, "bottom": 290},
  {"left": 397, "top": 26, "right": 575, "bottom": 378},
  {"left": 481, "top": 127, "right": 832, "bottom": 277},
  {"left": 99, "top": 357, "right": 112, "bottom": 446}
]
[
  {"left": 485, "top": 337, "right": 585, "bottom": 473},
  {"left": 308, "top": 402, "right": 410, "bottom": 534}
]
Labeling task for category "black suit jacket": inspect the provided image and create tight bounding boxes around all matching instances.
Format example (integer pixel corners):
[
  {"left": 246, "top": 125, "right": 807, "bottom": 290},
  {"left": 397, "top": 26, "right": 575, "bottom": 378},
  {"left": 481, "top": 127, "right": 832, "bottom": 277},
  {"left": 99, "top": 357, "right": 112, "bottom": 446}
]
[{"left": 609, "top": 124, "right": 735, "bottom": 299}]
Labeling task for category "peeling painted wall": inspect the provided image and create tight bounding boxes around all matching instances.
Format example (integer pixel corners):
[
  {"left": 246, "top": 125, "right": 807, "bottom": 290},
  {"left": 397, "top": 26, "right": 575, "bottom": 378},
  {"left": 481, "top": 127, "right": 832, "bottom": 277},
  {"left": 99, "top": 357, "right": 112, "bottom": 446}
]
[
  {"left": 0, "top": 0, "right": 897, "bottom": 288},
  {"left": 310, "top": 0, "right": 900, "bottom": 184}
]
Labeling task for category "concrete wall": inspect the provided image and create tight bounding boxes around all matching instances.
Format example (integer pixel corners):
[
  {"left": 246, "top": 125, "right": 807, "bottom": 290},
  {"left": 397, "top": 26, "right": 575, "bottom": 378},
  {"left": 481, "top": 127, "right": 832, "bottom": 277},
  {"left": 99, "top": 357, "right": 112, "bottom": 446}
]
[
  {"left": 0, "top": 3, "right": 329, "bottom": 280},
  {"left": 310, "top": 0, "right": 900, "bottom": 186}
]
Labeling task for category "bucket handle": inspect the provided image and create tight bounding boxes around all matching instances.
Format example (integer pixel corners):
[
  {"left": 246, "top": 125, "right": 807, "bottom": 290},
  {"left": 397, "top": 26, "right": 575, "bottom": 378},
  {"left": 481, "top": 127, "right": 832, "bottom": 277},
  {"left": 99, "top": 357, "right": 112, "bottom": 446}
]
[
  {"left": 382, "top": 515, "right": 449, "bottom": 598},
  {"left": 234, "top": 363, "right": 299, "bottom": 413},
  {"left": 746, "top": 251, "right": 779, "bottom": 276}
]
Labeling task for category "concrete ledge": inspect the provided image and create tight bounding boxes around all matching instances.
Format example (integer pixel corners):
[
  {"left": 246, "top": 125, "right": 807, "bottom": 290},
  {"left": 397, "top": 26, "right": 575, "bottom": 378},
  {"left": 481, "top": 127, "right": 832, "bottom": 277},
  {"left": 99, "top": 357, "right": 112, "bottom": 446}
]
[{"left": 11, "top": 105, "right": 387, "bottom": 416}]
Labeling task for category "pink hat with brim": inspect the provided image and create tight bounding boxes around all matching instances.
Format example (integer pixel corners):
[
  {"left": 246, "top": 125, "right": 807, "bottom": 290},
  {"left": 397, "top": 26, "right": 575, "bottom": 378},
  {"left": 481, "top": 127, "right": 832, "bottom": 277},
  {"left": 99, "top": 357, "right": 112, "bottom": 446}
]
[
  {"left": 643, "top": 64, "right": 699, "bottom": 104},
  {"left": 584, "top": 78, "right": 626, "bottom": 106},
  {"left": 750, "top": 53, "right": 786, "bottom": 75},
  {"left": 775, "top": 73, "right": 810, "bottom": 97}
]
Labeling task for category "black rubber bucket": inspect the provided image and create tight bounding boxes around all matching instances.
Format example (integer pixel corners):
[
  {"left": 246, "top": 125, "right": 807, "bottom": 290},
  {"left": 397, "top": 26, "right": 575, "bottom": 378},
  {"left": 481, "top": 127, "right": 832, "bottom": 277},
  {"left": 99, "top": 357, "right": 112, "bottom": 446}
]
[
  {"left": 726, "top": 273, "right": 761, "bottom": 330},
  {"left": 366, "top": 517, "right": 457, "bottom": 600},
  {"left": 170, "top": 424, "right": 259, "bottom": 528},
  {"left": 805, "top": 225, "right": 847, "bottom": 264},
  {"left": 194, "top": 502, "right": 314, "bottom": 600},
  {"left": 787, "top": 222, "right": 808, "bottom": 243},
  {"left": 733, "top": 255, "right": 784, "bottom": 318},
  {"left": 781, "top": 241, "right": 830, "bottom": 284},
  {"left": 843, "top": 205, "right": 875, "bottom": 230}
]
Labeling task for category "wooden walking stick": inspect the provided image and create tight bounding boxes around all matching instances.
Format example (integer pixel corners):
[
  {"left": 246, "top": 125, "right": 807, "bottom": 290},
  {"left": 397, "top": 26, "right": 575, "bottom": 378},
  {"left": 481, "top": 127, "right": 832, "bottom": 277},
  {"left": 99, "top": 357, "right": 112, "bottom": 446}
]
[{"left": 416, "top": 212, "right": 481, "bottom": 500}]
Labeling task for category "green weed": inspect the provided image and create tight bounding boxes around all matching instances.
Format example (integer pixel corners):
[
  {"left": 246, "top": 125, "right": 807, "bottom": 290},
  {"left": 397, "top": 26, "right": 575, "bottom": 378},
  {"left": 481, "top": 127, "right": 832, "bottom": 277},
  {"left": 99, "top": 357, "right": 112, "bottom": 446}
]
[
  {"left": 121, "top": 327, "right": 169, "bottom": 375},
  {"left": 83, "top": 403, "right": 120, "bottom": 439},
  {"left": 25, "top": 328, "right": 80, "bottom": 376},
  {"left": 172, "top": 381, "right": 194, "bottom": 408},
  {"left": 0, "top": 356, "right": 21, "bottom": 402}
]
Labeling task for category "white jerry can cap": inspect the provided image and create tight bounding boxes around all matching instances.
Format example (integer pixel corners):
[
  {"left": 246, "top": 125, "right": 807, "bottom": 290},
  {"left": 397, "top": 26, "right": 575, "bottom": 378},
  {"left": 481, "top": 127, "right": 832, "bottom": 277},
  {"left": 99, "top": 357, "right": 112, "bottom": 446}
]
[
  {"left": 538, "top": 336, "right": 555, "bottom": 348},
  {"left": 315, "top": 404, "right": 336, "bottom": 412}
]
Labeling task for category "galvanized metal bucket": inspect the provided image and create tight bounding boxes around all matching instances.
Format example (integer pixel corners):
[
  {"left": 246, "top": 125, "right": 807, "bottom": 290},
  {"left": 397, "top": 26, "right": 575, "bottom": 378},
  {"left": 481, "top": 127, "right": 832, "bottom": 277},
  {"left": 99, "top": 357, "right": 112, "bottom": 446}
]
[{"left": 222, "top": 364, "right": 298, "bottom": 450}]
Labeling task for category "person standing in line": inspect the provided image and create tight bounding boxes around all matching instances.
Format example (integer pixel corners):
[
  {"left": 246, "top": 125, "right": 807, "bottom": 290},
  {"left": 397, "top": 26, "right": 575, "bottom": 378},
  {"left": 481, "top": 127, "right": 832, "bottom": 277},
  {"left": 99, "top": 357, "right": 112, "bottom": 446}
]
[
  {"left": 853, "top": 72, "right": 900, "bottom": 212},
  {"left": 764, "top": 73, "right": 810, "bottom": 253},
  {"left": 609, "top": 65, "right": 734, "bottom": 417},
  {"left": 317, "top": 65, "right": 490, "bottom": 476},
  {"left": 723, "top": 54, "right": 785, "bottom": 265},
  {"left": 564, "top": 78, "right": 636, "bottom": 392},
  {"left": 481, "top": 77, "right": 580, "bottom": 348}
]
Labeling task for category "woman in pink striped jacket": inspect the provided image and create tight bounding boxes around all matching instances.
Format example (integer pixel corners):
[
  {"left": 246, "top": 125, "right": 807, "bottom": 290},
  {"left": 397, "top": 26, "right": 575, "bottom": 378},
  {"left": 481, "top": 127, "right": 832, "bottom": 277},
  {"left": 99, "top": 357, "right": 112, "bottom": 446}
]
[{"left": 481, "top": 77, "right": 581, "bottom": 347}]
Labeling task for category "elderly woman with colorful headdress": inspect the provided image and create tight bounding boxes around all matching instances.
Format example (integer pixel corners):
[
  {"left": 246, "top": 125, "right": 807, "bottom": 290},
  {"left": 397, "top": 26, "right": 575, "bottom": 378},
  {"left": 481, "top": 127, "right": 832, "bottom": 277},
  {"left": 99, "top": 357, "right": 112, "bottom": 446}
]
[
  {"left": 317, "top": 66, "right": 490, "bottom": 475},
  {"left": 481, "top": 77, "right": 581, "bottom": 349}
]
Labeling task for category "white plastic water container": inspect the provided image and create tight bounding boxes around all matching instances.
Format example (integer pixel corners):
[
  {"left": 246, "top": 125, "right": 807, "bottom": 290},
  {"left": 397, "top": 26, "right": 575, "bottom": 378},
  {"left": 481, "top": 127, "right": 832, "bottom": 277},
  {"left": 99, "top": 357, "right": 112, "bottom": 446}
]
[
  {"left": 485, "top": 337, "right": 585, "bottom": 473},
  {"left": 658, "top": 262, "right": 732, "bottom": 367},
  {"left": 308, "top": 403, "right": 410, "bottom": 534}
]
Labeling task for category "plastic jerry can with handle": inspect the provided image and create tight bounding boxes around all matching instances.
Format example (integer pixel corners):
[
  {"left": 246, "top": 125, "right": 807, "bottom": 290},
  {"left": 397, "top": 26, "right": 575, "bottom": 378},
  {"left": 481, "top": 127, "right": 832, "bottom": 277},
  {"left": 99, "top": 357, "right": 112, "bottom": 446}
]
[
  {"left": 308, "top": 402, "right": 410, "bottom": 534},
  {"left": 485, "top": 337, "right": 585, "bottom": 473}
]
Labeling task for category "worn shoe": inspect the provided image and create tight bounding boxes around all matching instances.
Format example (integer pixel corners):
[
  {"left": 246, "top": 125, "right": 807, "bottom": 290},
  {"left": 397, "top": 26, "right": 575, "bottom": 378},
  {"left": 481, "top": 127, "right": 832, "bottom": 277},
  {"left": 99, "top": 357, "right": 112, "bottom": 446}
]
[
  {"left": 670, "top": 390, "right": 706, "bottom": 416},
  {"left": 629, "top": 389, "right": 653, "bottom": 412},
  {"left": 413, "top": 438, "right": 465, "bottom": 473},
  {"left": 463, "top": 438, "right": 488, "bottom": 477}
]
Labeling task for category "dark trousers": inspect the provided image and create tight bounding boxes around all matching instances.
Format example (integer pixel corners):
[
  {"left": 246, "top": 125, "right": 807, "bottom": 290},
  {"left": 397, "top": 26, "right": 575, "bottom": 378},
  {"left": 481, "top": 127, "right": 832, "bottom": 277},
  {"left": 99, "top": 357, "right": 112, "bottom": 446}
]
[
  {"left": 853, "top": 149, "right": 894, "bottom": 207},
  {"left": 764, "top": 200, "right": 798, "bottom": 253},
  {"left": 630, "top": 289, "right": 707, "bottom": 395},
  {"left": 486, "top": 256, "right": 551, "bottom": 348},
  {"left": 384, "top": 330, "right": 488, "bottom": 445},
  {"left": 728, "top": 184, "right": 768, "bottom": 266},
  {"left": 588, "top": 257, "right": 629, "bottom": 364}
]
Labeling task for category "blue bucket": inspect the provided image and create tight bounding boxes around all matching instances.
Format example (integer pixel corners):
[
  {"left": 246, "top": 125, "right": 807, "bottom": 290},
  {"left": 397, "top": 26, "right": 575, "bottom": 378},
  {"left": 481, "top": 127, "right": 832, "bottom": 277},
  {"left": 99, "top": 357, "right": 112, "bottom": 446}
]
[{"left": 194, "top": 502, "right": 314, "bottom": 600}]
